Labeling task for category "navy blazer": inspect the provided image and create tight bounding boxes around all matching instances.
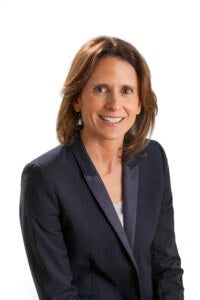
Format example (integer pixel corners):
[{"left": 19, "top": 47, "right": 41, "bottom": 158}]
[{"left": 20, "top": 138, "right": 184, "bottom": 300}]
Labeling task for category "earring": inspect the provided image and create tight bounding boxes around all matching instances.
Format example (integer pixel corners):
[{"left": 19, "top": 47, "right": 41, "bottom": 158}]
[
  {"left": 77, "top": 112, "right": 82, "bottom": 126},
  {"left": 130, "top": 124, "right": 136, "bottom": 136}
]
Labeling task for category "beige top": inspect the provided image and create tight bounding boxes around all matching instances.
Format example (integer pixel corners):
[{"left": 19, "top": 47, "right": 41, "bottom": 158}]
[{"left": 113, "top": 200, "right": 123, "bottom": 227}]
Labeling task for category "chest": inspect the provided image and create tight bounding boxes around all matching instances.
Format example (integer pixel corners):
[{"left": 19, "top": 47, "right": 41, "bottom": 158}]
[{"left": 101, "top": 169, "right": 123, "bottom": 203}]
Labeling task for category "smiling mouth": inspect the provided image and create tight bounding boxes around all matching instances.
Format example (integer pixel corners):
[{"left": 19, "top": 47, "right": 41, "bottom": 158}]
[{"left": 99, "top": 115, "right": 124, "bottom": 124}]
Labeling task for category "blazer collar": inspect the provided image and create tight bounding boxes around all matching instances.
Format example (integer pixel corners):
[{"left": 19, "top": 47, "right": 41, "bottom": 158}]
[{"left": 70, "top": 137, "right": 139, "bottom": 273}]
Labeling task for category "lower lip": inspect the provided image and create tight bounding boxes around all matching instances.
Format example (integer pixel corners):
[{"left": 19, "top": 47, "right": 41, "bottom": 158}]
[{"left": 99, "top": 117, "right": 124, "bottom": 127}]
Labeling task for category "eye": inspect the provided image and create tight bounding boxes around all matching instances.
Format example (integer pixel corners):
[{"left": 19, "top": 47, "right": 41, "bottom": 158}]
[
  {"left": 94, "top": 85, "right": 108, "bottom": 94},
  {"left": 121, "top": 86, "right": 133, "bottom": 95}
]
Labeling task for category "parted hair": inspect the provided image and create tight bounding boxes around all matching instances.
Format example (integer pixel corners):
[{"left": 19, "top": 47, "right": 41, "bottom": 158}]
[{"left": 57, "top": 36, "right": 158, "bottom": 159}]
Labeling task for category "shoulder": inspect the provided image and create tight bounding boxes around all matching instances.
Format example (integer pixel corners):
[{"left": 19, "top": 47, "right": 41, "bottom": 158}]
[
  {"left": 29, "top": 145, "right": 68, "bottom": 165},
  {"left": 21, "top": 144, "right": 75, "bottom": 181},
  {"left": 134, "top": 139, "right": 169, "bottom": 176},
  {"left": 146, "top": 139, "right": 168, "bottom": 165},
  {"left": 143, "top": 139, "right": 168, "bottom": 162},
  {"left": 144, "top": 139, "right": 165, "bottom": 155}
]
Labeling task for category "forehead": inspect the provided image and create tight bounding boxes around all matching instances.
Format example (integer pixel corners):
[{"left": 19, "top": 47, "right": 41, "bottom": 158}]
[{"left": 88, "top": 56, "right": 138, "bottom": 83}]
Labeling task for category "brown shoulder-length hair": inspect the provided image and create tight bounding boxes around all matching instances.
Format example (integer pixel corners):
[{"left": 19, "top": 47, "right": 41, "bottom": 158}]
[{"left": 57, "top": 36, "right": 158, "bottom": 159}]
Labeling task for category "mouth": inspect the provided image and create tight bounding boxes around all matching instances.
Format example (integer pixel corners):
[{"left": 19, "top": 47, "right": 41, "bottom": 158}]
[{"left": 99, "top": 115, "right": 124, "bottom": 124}]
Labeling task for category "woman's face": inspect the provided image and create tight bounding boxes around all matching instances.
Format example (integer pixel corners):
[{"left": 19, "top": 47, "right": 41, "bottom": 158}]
[{"left": 74, "top": 56, "right": 141, "bottom": 145}]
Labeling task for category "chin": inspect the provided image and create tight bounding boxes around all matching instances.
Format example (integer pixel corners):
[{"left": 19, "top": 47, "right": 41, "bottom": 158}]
[{"left": 99, "top": 134, "right": 124, "bottom": 142}]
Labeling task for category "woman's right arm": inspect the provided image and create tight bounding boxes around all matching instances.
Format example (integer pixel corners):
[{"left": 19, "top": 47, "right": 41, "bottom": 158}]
[{"left": 19, "top": 163, "right": 79, "bottom": 300}]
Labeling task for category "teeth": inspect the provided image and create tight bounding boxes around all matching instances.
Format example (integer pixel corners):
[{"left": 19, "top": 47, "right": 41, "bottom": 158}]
[{"left": 101, "top": 116, "right": 123, "bottom": 123}]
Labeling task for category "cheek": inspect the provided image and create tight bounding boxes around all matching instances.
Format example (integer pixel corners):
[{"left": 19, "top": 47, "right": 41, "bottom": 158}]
[
  {"left": 82, "top": 101, "right": 101, "bottom": 114},
  {"left": 80, "top": 103, "right": 97, "bottom": 122},
  {"left": 127, "top": 102, "right": 140, "bottom": 114}
]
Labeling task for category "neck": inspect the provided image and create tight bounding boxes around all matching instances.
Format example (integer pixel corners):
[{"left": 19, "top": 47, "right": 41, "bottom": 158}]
[{"left": 81, "top": 134, "right": 123, "bottom": 175}]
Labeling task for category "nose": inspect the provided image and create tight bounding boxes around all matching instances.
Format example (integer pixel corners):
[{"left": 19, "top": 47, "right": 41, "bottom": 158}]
[{"left": 105, "top": 91, "right": 121, "bottom": 111}]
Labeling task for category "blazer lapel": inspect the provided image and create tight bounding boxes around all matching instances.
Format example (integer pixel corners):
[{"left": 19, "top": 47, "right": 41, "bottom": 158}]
[
  {"left": 70, "top": 138, "right": 139, "bottom": 273},
  {"left": 123, "top": 163, "right": 139, "bottom": 250}
]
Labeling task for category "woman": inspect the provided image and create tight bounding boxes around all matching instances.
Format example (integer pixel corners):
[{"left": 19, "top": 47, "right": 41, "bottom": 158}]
[{"left": 20, "top": 36, "right": 184, "bottom": 300}]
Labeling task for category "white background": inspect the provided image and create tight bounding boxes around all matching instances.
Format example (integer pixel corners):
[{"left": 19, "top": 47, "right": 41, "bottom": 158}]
[{"left": 0, "top": 0, "right": 199, "bottom": 299}]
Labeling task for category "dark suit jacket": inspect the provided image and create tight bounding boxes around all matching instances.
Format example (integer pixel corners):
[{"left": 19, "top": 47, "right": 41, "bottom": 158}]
[{"left": 20, "top": 138, "right": 184, "bottom": 300}]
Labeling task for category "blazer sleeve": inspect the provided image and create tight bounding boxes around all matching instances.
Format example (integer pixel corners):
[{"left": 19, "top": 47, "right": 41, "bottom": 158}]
[
  {"left": 19, "top": 163, "right": 79, "bottom": 300},
  {"left": 151, "top": 144, "right": 184, "bottom": 300}
]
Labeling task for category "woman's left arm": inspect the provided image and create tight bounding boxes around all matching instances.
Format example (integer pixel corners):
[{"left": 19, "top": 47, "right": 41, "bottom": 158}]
[{"left": 151, "top": 144, "right": 184, "bottom": 300}]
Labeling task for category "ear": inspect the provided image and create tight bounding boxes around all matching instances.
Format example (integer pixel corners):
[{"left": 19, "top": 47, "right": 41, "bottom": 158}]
[
  {"left": 73, "top": 98, "right": 81, "bottom": 113},
  {"left": 136, "top": 101, "right": 141, "bottom": 115}
]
